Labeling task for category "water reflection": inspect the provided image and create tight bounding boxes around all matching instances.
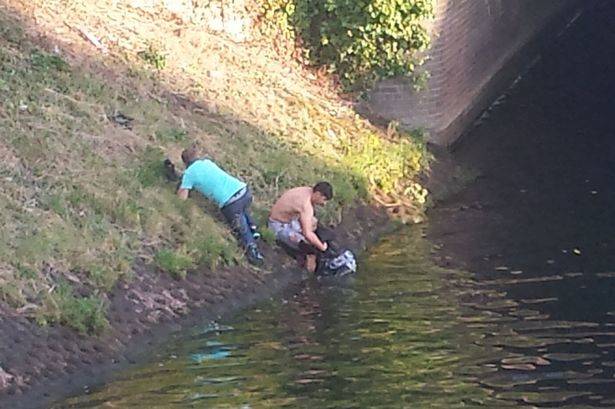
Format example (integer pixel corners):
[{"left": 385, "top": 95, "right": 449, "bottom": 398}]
[{"left": 56, "top": 227, "right": 615, "bottom": 408}]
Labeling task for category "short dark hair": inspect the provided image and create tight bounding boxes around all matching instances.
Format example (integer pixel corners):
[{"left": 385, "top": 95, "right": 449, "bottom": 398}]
[
  {"left": 313, "top": 181, "right": 333, "bottom": 200},
  {"left": 181, "top": 146, "right": 199, "bottom": 166}
]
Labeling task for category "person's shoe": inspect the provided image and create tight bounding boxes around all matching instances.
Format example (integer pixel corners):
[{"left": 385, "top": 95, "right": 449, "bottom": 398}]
[
  {"left": 250, "top": 225, "right": 261, "bottom": 240},
  {"left": 246, "top": 244, "right": 264, "bottom": 266}
]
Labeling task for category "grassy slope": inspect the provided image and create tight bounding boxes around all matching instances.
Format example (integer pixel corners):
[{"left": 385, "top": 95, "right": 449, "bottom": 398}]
[{"left": 0, "top": 0, "right": 428, "bottom": 333}]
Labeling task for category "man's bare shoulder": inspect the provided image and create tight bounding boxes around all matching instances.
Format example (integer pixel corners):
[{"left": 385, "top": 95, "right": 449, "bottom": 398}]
[
  {"left": 280, "top": 186, "right": 311, "bottom": 199},
  {"left": 276, "top": 187, "right": 308, "bottom": 205}
]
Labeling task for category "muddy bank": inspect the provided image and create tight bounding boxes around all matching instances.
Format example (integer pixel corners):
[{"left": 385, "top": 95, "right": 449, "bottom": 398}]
[{"left": 1, "top": 205, "right": 392, "bottom": 409}]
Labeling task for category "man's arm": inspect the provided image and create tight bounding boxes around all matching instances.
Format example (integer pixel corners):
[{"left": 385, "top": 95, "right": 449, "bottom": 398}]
[
  {"left": 177, "top": 169, "right": 192, "bottom": 200},
  {"left": 177, "top": 188, "right": 189, "bottom": 200},
  {"left": 299, "top": 208, "right": 327, "bottom": 252}
]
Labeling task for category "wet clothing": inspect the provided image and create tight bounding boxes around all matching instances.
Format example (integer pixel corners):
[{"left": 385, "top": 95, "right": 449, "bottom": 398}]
[
  {"left": 180, "top": 159, "right": 246, "bottom": 208},
  {"left": 317, "top": 250, "right": 357, "bottom": 277}
]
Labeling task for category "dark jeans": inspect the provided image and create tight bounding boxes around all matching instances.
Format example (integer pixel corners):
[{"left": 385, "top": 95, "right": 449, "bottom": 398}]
[{"left": 221, "top": 188, "right": 256, "bottom": 249}]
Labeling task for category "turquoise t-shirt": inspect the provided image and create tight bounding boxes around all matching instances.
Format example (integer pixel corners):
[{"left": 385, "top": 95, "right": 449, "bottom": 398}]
[{"left": 180, "top": 159, "right": 246, "bottom": 207}]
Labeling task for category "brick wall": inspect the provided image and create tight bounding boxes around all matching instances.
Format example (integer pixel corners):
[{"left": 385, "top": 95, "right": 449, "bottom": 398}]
[{"left": 366, "top": 0, "right": 582, "bottom": 145}]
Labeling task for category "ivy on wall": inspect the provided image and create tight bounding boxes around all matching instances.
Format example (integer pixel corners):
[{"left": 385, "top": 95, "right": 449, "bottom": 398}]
[{"left": 256, "top": 0, "right": 434, "bottom": 90}]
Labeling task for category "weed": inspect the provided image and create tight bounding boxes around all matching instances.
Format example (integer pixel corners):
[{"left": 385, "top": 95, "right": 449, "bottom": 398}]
[
  {"left": 30, "top": 50, "right": 69, "bottom": 71},
  {"left": 190, "top": 236, "right": 237, "bottom": 270},
  {"left": 38, "top": 282, "right": 108, "bottom": 334},
  {"left": 0, "top": 282, "right": 26, "bottom": 308},
  {"left": 136, "top": 147, "right": 166, "bottom": 188},
  {"left": 41, "top": 193, "right": 68, "bottom": 217},
  {"left": 17, "top": 263, "right": 38, "bottom": 280},
  {"left": 138, "top": 43, "right": 167, "bottom": 70},
  {"left": 84, "top": 250, "right": 133, "bottom": 291},
  {"left": 259, "top": 227, "right": 276, "bottom": 245},
  {"left": 155, "top": 249, "right": 194, "bottom": 280}
]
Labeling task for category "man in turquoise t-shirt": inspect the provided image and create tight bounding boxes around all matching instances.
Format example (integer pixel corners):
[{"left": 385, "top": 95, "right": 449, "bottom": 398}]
[{"left": 177, "top": 146, "right": 264, "bottom": 265}]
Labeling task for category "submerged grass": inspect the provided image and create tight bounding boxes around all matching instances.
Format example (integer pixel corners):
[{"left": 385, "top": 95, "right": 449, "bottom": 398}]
[{"left": 0, "top": 1, "right": 430, "bottom": 333}]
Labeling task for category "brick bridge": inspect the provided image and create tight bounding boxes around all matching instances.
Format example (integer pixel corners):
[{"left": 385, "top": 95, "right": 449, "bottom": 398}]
[{"left": 366, "top": 0, "right": 583, "bottom": 146}]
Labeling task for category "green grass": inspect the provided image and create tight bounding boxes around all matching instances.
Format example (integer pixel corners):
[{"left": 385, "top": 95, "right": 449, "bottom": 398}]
[
  {"left": 155, "top": 127, "right": 188, "bottom": 144},
  {"left": 259, "top": 228, "right": 277, "bottom": 245},
  {"left": 155, "top": 249, "right": 194, "bottom": 280},
  {"left": 138, "top": 42, "right": 167, "bottom": 70},
  {"left": 0, "top": 27, "right": 239, "bottom": 330},
  {"left": 37, "top": 282, "right": 108, "bottom": 334},
  {"left": 0, "top": 4, "right": 430, "bottom": 334}
]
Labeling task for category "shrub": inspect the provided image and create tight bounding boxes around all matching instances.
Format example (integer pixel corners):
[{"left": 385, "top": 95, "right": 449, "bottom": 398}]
[{"left": 257, "top": 0, "right": 434, "bottom": 89}]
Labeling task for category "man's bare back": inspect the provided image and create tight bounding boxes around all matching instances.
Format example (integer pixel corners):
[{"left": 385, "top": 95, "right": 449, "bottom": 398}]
[{"left": 269, "top": 186, "right": 314, "bottom": 225}]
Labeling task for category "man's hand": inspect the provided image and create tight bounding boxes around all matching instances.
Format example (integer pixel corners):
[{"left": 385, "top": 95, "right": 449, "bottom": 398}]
[
  {"left": 305, "top": 230, "right": 327, "bottom": 252},
  {"left": 177, "top": 188, "right": 189, "bottom": 200}
]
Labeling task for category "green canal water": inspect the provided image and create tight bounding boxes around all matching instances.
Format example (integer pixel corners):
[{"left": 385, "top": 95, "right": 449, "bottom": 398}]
[{"left": 54, "top": 228, "right": 615, "bottom": 408}]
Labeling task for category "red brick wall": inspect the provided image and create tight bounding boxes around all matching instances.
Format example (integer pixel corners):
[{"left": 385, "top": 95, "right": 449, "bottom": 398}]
[{"left": 366, "top": 0, "right": 581, "bottom": 145}]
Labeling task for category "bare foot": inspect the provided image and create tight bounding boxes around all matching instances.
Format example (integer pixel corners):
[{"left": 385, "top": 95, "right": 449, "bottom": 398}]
[{"left": 306, "top": 255, "right": 317, "bottom": 273}]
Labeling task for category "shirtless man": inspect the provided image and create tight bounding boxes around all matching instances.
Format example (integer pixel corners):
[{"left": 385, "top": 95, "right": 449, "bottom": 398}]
[{"left": 268, "top": 182, "right": 333, "bottom": 271}]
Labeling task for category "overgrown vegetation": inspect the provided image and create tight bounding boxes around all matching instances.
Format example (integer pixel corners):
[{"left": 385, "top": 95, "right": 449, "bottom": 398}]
[
  {"left": 0, "top": 0, "right": 430, "bottom": 334},
  {"left": 37, "top": 282, "right": 108, "bottom": 334},
  {"left": 256, "top": 0, "right": 434, "bottom": 89}
]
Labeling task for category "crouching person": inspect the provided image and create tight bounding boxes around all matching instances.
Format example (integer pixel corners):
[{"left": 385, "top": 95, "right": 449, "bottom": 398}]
[
  {"left": 176, "top": 146, "right": 264, "bottom": 266},
  {"left": 268, "top": 182, "right": 333, "bottom": 272}
]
